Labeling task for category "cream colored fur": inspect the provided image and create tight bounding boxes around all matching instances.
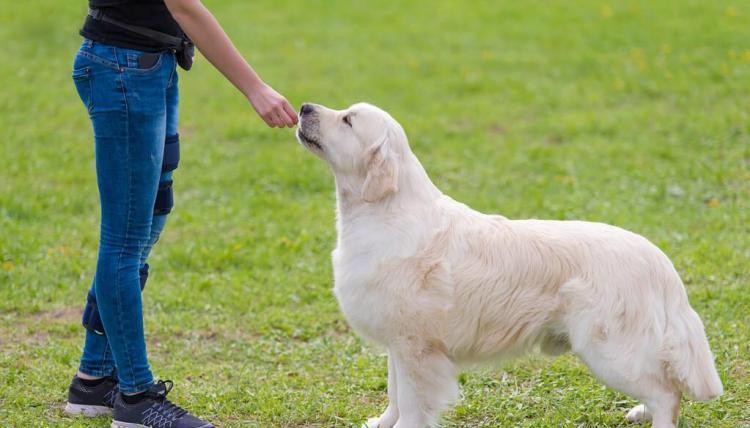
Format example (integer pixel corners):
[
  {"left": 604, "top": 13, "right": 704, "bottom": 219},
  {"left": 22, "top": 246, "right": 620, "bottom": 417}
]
[{"left": 295, "top": 102, "right": 723, "bottom": 428}]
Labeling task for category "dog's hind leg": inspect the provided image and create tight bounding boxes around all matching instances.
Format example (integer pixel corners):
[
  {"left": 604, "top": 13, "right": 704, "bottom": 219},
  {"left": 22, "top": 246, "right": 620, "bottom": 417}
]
[
  {"left": 633, "top": 380, "right": 681, "bottom": 428},
  {"left": 390, "top": 339, "right": 458, "bottom": 428},
  {"left": 576, "top": 345, "right": 681, "bottom": 428},
  {"left": 365, "top": 352, "right": 399, "bottom": 428},
  {"left": 624, "top": 381, "right": 680, "bottom": 428},
  {"left": 560, "top": 278, "right": 682, "bottom": 427}
]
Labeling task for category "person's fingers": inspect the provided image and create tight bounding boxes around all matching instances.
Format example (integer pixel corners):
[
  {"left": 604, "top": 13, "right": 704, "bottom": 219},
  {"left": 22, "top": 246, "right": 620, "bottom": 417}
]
[
  {"left": 260, "top": 111, "right": 275, "bottom": 127},
  {"left": 262, "top": 111, "right": 278, "bottom": 128},
  {"left": 282, "top": 101, "right": 299, "bottom": 125},
  {"left": 268, "top": 99, "right": 294, "bottom": 128},
  {"left": 255, "top": 94, "right": 296, "bottom": 127},
  {"left": 270, "top": 111, "right": 285, "bottom": 128},
  {"left": 277, "top": 107, "right": 296, "bottom": 128}
]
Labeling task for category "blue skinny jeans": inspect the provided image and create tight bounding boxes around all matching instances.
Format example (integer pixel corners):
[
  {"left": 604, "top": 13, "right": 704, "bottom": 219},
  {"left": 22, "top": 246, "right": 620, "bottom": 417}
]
[{"left": 72, "top": 38, "right": 178, "bottom": 394}]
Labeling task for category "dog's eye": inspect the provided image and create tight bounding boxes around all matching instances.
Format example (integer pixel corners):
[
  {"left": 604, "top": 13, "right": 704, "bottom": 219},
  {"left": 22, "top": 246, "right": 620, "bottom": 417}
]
[{"left": 342, "top": 114, "right": 353, "bottom": 127}]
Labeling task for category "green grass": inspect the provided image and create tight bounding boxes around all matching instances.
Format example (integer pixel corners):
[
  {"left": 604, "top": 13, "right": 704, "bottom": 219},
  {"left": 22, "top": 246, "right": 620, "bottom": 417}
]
[{"left": 1, "top": 0, "right": 748, "bottom": 426}]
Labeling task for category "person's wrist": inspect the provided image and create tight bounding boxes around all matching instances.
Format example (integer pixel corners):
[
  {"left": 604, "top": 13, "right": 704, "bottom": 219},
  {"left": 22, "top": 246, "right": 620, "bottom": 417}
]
[{"left": 242, "top": 77, "right": 265, "bottom": 99}]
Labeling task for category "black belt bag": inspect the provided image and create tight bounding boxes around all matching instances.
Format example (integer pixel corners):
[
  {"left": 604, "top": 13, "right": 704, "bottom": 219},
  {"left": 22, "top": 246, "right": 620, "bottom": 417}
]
[{"left": 87, "top": 8, "right": 195, "bottom": 71}]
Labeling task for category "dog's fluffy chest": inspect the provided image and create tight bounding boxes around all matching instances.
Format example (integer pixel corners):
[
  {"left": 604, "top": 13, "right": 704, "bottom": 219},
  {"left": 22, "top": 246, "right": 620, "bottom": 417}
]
[
  {"left": 330, "top": 222, "right": 453, "bottom": 347},
  {"left": 331, "top": 247, "right": 395, "bottom": 345}
]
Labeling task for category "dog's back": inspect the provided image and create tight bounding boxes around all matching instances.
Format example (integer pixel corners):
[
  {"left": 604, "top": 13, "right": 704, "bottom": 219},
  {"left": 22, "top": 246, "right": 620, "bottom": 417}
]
[{"left": 438, "top": 208, "right": 722, "bottom": 408}]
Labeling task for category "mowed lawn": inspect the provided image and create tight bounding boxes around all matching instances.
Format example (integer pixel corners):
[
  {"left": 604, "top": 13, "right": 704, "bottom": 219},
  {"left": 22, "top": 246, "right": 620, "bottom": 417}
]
[{"left": 1, "top": 1, "right": 748, "bottom": 426}]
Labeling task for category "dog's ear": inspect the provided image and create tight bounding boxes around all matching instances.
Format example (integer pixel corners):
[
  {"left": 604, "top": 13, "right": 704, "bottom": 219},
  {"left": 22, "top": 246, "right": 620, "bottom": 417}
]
[{"left": 362, "top": 131, "right": 399, "bottom": 202}]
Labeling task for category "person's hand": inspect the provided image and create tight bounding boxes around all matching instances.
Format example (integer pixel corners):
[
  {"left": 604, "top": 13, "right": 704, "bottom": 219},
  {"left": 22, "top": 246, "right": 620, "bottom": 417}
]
[
  {"left": 164, "top": 1, "right": 298, "bottom": 128},
  {"left": 246, "top": 82, "right": 298, "bottom": 128}
]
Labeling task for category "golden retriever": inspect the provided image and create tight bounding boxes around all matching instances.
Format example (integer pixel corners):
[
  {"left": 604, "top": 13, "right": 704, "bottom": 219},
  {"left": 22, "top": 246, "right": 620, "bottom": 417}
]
[{"left": 295, "top": 102, "right": 722, "bottom": 428}]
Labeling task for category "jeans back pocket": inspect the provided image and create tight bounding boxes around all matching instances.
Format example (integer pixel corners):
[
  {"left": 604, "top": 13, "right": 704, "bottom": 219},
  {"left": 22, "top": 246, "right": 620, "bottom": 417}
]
[{"left": 72, "top": 64, "right": 93, "bottom": 114}]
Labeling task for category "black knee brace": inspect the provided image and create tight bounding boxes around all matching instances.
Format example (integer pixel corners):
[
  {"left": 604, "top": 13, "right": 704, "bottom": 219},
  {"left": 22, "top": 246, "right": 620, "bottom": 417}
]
[
  {"left": 82, "top": 264, "right": 149, "bottom": 336},
  {"left": 153, "top": 180, "right": 173, "bottom": 215},
  {"left": 153, "top": 134, "right": 179, "bottom": 215},
  {"left": 81, "top": 288, "right": 105, "bottom": 335},
  {"left": 162, "top": 133, "right": 180, "bottom": 172}
]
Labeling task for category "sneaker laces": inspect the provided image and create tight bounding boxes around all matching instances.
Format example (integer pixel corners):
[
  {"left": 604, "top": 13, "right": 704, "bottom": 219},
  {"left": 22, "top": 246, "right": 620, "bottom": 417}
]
[
  {"left": 102, "top": 369, "right": 119, "bottom": 407},
  {"left": 145, "top": 380, "right": 188, "bottom": 419}
]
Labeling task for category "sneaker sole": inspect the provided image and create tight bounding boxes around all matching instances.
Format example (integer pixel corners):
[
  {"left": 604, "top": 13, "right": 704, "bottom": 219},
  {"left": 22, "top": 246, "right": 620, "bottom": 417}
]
[
  {"left": 111, "top": 422, "right": 148, "bottom": 428},
  {"left": 112, "top": 422, "right": 213, "bottom": 428},
  {"left": 64, "top": 402, "right": 112, "bottom": 417}
]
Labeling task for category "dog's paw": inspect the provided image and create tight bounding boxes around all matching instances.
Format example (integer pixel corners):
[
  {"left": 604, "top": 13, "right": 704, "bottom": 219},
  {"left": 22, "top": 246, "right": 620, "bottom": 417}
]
[
  {"left": 362, "top": 416, "right": 397, "bottom": 428},
  {"left": 362, "top": 417, "right": 380, "bottom": 428},
  {"left": 625, "top": 404, "right": 652, "bottom": 423}
]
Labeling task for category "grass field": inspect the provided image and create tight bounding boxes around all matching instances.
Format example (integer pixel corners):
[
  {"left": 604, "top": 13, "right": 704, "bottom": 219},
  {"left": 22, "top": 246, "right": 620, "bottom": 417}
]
[{"left": 1, "top": 0, "right": 748, "bottom": 426}]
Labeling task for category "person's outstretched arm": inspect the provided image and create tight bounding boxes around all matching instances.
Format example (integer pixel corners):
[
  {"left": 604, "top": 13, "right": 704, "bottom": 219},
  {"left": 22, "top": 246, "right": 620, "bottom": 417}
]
[{"left": 164, "top": 0, "right": 297, "bottom": 128}]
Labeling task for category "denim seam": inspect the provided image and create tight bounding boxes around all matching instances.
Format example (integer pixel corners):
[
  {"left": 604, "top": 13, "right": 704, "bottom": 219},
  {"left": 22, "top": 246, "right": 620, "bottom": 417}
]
[
  {"left": 78, "top": 50, "right": 120, "bottom": 71},
  {"left": 94, "top": 309, "right": 109, "bottom": 367},
  {"left": 102, "top": 338, "right": 114, "bottom": 373},
  {"left": 73, "top": 67, "right": 94, "bottom": 113},
  {"left": 72, "top": 66, "right": 90, "bottom": 80},
  {"left": 121, "top": 379, "right": 154, "bottom": 395},
  {"left": 85, "top": 70, "right": 94, "bottom": 113},
  {"left": 102, "top": 351, "right": 113, "bottom": 374},
  {"left": 98, "top": 335, "right": 109, "bottom": 370},
  {"left": 79, "top": 341, "right": 111, "bottom": 377},
  {"left": 78, "top": 366, "right": 109, "bottom": 378},
  {"left": 113, "top": 63, "right": 138, "bottom": 389},
  {"left": 167, "top": 55, "right": 176, "bottom": 88},
  {"left": 79, "top": 44, "right": 166, "bottom": 74}
]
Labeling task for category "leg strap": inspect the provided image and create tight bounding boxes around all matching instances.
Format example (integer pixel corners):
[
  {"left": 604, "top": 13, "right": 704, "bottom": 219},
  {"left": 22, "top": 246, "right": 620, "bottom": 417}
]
[
  {"left": 82, "top": 289, "right": 105, "bottom": 335},
  {"left": 82, "top": 263, "right": 150, "bottom": 336},
  {"left": 153, "top": 180, "right": 173, "bottom": 215},
  {"left": 139, "top": 263, "right": 149, "bottom": 290},
  {"left": 162, "top": 133, "right": 180, "bottom": 172}
]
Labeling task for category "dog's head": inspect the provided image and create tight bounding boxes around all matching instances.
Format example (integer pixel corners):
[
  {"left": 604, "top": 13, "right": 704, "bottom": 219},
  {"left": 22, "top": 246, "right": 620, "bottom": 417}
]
[{"left": 296, "top": 102, "right": 406, "bottom": 202}]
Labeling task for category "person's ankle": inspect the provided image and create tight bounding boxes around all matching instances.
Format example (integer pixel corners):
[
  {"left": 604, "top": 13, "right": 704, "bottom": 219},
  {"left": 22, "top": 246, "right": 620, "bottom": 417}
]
[{"left": 76, "top": 371, "right": 103, "bottom": 381}]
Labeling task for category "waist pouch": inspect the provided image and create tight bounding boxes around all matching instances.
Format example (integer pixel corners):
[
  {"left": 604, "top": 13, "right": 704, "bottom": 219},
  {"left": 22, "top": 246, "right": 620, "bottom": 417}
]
[{"left": 88, "top": 8, "right": 194, "bottom": 70}]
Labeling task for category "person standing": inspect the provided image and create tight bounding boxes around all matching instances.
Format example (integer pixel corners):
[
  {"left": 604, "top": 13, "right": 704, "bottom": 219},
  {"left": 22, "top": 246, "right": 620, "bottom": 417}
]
[{"left": 65, "top": 1, "right": 297, "bottom": 426}]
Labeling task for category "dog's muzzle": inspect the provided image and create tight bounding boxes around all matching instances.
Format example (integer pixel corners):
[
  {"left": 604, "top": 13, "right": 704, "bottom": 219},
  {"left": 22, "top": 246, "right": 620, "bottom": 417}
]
[
  {"left": 297, "top": 103, "right": 324, "bottom": 151},
  {"left": 297, "top": 129, "right": 323, "bottom": 151}
]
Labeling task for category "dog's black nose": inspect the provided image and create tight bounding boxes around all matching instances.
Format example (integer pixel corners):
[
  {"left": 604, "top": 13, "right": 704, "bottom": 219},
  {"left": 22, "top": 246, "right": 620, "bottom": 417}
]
[{"left": 300, "top": 103, "right": 315, "bottom": 116}]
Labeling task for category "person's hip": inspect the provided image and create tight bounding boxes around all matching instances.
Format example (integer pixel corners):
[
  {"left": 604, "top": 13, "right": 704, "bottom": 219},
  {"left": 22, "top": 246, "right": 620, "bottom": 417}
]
[{"left": 71, "top": 38, "right": 177, "bottom": 116}]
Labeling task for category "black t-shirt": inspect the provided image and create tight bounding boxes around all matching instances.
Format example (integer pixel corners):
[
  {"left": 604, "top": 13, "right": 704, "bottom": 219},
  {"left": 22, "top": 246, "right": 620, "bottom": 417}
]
[{"left": 80, "top": 0, "right": 185, "bottom": 52}]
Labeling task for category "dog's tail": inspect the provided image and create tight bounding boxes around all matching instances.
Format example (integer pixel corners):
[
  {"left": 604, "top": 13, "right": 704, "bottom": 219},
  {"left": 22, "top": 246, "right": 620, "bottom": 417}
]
[{"left": 665, "top": 306, "right": 723, "bottom": 401}]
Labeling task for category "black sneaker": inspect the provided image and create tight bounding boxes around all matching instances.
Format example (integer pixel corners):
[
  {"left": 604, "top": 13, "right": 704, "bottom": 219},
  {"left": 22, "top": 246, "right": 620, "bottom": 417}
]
[
  {"left": 111, "top": 380, "right": 213, "bottom": 428},
  {"left": 65, "top": 371, "right": 119, "bottom": 417}
]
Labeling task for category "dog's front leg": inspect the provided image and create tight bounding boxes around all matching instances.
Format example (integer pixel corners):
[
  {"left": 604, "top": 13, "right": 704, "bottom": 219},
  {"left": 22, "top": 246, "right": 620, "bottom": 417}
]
[
  {"left": 365, "top": 351, "right": 399, "bottom": 428},
  {"left": 390, "top": 342, "right": 458, "bottom": 428}
]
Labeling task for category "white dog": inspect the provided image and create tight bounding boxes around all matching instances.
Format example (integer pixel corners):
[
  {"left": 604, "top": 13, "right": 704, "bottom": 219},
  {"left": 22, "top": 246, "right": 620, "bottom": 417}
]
[{"left": 295, "top": 102, "right": 722, "bottom": 428}]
